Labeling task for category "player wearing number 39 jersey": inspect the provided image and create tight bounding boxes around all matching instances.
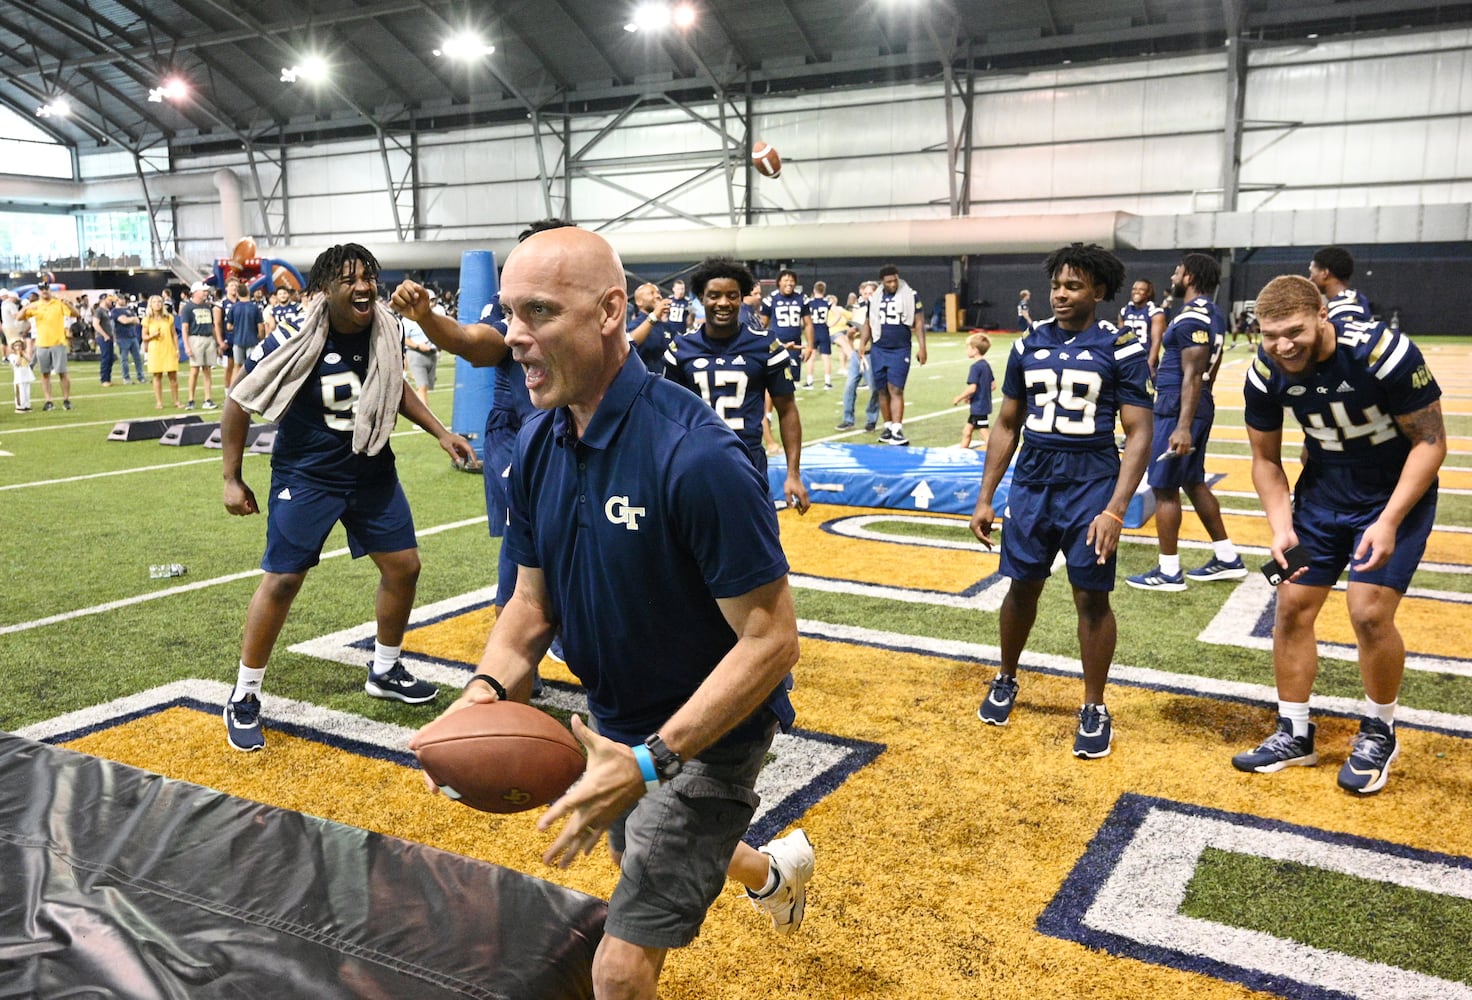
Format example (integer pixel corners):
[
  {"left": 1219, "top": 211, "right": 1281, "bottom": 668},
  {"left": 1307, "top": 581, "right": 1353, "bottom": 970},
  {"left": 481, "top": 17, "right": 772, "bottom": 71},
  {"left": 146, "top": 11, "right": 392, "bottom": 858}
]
[
  {"left": 971, "top": 243, "right": 1153, "bottom": 760},
  {"left": 665, "top": 256, "right": 809, "bottom": 513},
  {"left": 1234, "top": 274, "right": 1444, "bottom": 796}
]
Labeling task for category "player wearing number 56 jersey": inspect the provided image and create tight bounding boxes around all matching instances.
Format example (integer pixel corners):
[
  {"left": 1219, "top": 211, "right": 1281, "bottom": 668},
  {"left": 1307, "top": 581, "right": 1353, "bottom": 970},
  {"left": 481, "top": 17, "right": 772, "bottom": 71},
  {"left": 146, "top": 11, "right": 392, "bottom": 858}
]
[
  {"left": 1234, "top": 275, "right": 1444, "bottom": 795},
  {"left": 666, "top": 257, "right": 809, "bottom": 513},
  {"left": 970, "top": 244, "right": 1153, "bottom": 759}
]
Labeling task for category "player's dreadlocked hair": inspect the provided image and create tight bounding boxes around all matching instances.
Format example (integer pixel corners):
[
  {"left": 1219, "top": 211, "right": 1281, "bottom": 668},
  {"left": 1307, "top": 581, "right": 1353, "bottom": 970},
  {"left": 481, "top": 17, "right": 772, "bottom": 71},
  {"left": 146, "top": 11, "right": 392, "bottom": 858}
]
[
  {"left": 307, "top": 243, "right": 380, "bottom": 294},
  {"left": 518, "top": 218, "right": 577, "bottom": 242},
  {"left": 690, "top": 256, "right": 756, "bottom": 297},
  {"left": 1043, "top": 243, "right": 1126, "bottom": 301},
  {"left": 1180, "top": 252, "right": 1222, "bottom": 295}
]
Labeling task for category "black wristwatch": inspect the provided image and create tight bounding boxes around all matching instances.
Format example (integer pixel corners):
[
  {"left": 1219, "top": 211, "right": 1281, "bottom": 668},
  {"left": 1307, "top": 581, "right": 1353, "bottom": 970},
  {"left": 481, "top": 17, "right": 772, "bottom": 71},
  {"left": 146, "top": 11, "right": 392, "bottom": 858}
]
[{"left": 643, "top": 733, "right": 684, "bottom": 782}]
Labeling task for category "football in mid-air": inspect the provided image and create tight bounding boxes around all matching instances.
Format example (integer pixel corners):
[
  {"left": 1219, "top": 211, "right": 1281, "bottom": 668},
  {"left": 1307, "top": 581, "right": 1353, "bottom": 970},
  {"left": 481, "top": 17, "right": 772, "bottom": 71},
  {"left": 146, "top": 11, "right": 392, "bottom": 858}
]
[
  {"left": 413, "top": 701, "right": 584, "bottom": 813},
  {"left": 752, "top": 141, "right": 782, "bottom": 178}
]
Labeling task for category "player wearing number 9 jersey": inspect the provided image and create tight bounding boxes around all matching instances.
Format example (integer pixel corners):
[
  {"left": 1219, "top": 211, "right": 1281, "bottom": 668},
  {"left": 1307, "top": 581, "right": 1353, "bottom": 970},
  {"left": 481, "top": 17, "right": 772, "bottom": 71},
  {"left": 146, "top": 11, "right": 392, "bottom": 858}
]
[
  {"left": 1235, "top": 274, "right": 1444, "bottom": 795},
  {"left": 665, "top": 256, "right": 809, "bottom": 513},
  {"left": 970, "top": 243, "right": 1153, "bottom": 760}
]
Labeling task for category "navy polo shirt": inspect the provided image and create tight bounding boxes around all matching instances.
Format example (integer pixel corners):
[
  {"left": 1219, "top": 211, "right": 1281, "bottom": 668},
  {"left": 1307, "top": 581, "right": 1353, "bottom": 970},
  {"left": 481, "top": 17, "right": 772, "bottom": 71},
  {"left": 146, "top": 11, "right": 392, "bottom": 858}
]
[{"left": 505, "top": 352, "right": 794, "bottom": 747}]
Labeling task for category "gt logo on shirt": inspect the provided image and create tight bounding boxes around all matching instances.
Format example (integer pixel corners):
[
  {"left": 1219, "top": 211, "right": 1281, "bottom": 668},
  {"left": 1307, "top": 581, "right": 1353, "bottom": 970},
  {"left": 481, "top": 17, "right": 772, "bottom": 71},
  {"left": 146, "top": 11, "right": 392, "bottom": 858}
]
[{"left": 605, "top": 496, "right": 647, "bottom": 530}]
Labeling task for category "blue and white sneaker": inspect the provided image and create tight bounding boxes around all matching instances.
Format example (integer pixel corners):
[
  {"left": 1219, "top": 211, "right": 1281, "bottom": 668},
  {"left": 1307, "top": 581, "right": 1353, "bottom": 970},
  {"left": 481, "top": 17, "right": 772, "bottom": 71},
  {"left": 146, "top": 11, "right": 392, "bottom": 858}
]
[
  {"left": 1186, "top": 556, "right": 1248, "bottom": 582},
  {"left": 364, "top": 661, "right": 439, "bottom": 704},
  {"left": 748, "top": 829, "right": 815, "bottom": 937},
  {"left": 1337, "top": 718, "right": 1400, "bottom": 795},
  {"left": 1125, "top": 566, "right": 1187, "bottom": 592},
  {"left": 977, "top": 673, "right": 1019, "bottom": 726},
  {"left": 1073, "top": 704, "right": 1113, "bottom": 759},
  {"left": 224, "top": 694, "right": 265, "bottom": 752},
  {"left": 1231, "top": 717, "right": 1318, "bottom": 772}
]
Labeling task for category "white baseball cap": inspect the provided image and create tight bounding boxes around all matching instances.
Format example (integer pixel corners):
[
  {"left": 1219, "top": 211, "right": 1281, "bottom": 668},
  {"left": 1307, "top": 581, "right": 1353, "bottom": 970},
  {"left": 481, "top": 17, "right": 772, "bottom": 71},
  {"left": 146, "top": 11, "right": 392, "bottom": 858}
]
[{"left": 190, "top": 281, "right": 210, "bottom": 293}]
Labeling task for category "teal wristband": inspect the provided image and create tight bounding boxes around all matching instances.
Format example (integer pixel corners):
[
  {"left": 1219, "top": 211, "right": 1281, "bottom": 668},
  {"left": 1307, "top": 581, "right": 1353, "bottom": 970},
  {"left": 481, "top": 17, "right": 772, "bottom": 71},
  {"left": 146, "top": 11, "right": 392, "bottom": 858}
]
[{"left": 630, "top": 743, "right": 660, "bottom": 795}]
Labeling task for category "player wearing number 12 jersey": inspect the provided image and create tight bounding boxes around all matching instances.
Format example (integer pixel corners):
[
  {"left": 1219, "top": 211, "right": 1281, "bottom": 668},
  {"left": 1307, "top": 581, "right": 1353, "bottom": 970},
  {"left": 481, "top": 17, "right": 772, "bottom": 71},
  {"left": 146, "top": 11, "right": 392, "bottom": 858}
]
[
  {"left": 666, "top": 257, "right": 809, "bottom": 513},
  {"left": 970, "top": 243, "right": 1153, "bottom": 759},
  {"left": 1234, "top": 275, "right": 1444, "bottom": 795}
]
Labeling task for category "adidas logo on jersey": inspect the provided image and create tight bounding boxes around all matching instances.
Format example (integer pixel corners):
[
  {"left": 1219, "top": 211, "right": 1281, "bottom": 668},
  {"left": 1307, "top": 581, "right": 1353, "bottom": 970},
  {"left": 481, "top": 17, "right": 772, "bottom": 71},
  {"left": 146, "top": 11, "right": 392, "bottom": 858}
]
[
  {"left": 277, "top": 487, "right": 292, "bottom": 501},
  {"left": 1336, "top": 380, "right": 1353, "bottom": 393}
]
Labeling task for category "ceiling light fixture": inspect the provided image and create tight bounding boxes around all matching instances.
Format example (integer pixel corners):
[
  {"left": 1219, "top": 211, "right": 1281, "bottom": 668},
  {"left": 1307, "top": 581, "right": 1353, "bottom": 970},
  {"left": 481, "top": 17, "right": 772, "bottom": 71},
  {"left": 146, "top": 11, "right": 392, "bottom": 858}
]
[
  {"left": 36, "top": 96, "right": 71, "bottom": 118},
  {"left": 148, "top": 76, "right": 189, "bottom": 103},
  {"left": 433, "top": 32, "right": 495, "bottom": 59},
  {"left": 625, "top": 2, "right": 671, "bottom": 32},
  {"left": 281, "top": 55, "right": 329, "bottom": 84}
]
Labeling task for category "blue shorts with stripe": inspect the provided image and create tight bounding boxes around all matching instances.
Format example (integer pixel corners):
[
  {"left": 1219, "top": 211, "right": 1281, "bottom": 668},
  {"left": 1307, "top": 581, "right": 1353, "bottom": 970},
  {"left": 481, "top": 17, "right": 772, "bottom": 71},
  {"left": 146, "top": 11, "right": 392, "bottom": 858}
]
[
  {"left": 870, "top": 350, "right": 910, "bottom": 392},
  {"left": 262, "top": 476, "right": 417, "bottom": 574},
  {"left": 1146, "top": 408, "right": 1213, "bottom": 489},
  {"left": 1000, "top": 476, "right": 1118, "bottom": 591},
  {"left": 1291, "top": 485, "right": 1437, "bottom": 593}
]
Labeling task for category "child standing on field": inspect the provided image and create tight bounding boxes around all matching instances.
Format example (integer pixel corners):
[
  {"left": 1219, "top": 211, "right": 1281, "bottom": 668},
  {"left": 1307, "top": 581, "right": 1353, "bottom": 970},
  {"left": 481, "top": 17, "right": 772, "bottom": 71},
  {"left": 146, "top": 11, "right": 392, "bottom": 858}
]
[
  {"left": 953, "top": 332, "right": 993, "bottom": 449},
  {"left": 8, "top": 338, "right": 34, "bottom": 412}
]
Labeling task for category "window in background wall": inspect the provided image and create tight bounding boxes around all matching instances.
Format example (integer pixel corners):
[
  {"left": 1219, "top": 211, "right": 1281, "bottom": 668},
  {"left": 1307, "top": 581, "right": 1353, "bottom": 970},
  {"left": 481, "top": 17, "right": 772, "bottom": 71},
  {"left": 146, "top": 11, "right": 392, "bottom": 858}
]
[
  {"left": 79, "top": 211, "right": 155, "bottom": 267},
  {"left": 0, "top": 212, "right": 79, "bottom": 273},
  {"left": 0, "top": 106, "right": 74, "bottom": 180}
]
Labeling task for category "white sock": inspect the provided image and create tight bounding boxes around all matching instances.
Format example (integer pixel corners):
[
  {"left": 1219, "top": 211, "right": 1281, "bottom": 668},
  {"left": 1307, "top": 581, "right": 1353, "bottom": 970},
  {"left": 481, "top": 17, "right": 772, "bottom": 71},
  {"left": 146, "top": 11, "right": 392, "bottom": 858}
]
[
  {"left": 232, "top": 663, "right": 266, "bottom": 702},
  {"left": 372, "top": 642, "right": 401, "bottom": 677},
  {"left": 1160, "top": 554, "right": 1181, "bottom": 576},
  {"left": 753, "top": 859, "right": 780, "bottom": 897},
  {"left": 1365, "top": 696, "right": 1397, "bottom": 730},
  {"left": 1212, "top": 539, "right": 1239, "bottom": 562},
  {"left": 893, "top": 422, "right": 903, "bottom": 435},
  {"left": 1279, "top": 700, "right": 1311, "bottom": 738}
]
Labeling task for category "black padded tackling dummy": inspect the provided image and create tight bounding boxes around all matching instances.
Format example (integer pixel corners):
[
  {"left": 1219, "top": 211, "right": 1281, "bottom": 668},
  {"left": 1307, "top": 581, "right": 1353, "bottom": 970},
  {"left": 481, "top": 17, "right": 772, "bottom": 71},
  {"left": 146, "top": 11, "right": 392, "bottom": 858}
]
[
  {"left": 204, "top": 421, "right": 276, "bottom": 450},
  {"left": 106, "top": 415, "right": 202, "bottom": 441},
  {"left": 159, "top": 421, "right": 221, "bottom": 446},
  {"left": 0, "top": 732, "right": 604, "bottom": 999}
]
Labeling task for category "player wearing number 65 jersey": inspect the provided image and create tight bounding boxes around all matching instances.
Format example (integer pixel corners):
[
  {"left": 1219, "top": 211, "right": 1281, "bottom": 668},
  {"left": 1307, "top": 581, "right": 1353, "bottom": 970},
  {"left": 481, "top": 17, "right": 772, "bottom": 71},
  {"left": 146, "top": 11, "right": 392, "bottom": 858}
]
[
  {"left": 666, "top": 257, "right": 809, "bottom": 513},
  {"left": 970, "top": 243, "right": 1153, "bottom": 759},
  {"left": 1233, "top": 275, "right": 1444, "bottom": 795}
]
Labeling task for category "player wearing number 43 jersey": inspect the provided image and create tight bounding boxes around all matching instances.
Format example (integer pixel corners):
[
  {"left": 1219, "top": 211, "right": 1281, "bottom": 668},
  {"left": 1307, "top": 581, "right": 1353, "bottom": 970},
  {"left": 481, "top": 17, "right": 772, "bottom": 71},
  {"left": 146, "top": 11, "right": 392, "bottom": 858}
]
[
  {"left": 1235, "top": 274, "right": 1444, "bottom": 796},
  {"left": 971, "top": 243, "right": 1153, "bottom": 759},
  {"left": 666, "top": 256, "right": 810, "bottom": 513}
]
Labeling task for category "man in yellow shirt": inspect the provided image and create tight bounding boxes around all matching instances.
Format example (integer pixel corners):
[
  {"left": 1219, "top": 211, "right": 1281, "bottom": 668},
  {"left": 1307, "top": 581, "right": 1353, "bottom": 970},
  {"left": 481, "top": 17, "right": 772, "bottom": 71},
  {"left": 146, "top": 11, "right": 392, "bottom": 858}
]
[{"left": 19, "top": 285, "right": 80, "bottom": 411}]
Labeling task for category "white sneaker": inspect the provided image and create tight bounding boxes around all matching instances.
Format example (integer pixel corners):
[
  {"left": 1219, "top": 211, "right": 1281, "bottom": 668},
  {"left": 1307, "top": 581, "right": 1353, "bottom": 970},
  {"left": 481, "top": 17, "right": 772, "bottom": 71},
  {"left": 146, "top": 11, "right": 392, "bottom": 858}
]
[{"left": 748, "top": 829, "right": 814, "bottom": 937}]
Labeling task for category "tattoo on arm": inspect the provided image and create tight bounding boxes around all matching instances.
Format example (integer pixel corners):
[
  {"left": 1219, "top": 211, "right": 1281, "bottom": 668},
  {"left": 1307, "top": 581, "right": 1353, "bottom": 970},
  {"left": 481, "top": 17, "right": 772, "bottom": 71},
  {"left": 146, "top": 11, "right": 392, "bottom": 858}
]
[{"left": 1396, "top": 401, "right": 1445, "bottom": 447}]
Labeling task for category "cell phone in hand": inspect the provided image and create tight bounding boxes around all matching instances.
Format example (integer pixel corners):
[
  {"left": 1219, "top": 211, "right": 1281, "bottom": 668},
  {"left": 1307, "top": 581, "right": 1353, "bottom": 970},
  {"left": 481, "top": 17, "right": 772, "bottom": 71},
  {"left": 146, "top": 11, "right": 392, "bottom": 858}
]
[{"left": 1260, "top": 544, "right": 1310, "bottom": 586}]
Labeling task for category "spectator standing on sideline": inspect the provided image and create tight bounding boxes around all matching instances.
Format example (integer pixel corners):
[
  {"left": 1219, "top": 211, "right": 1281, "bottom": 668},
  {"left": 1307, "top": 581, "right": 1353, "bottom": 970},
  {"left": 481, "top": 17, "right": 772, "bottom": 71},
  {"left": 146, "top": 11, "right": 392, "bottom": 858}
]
[
  {"left": 401, "top": 313, "right": 439, "bottom": 408},
  {"left": 971, "top": 244, "right": 1153, "bottom": 758},
  {"left": 410, "top": 227, "right": 813, "bottom": 1000},
  {"left": 836, "top": 281, "right": 881, "bottom": 432},
  {"left": 20, "top": 284, "right": 79, "bottom": 410},
  {"left": 8, "top": 336, "right": 34, "bottom": 412},
  {"left": 224, "top": 282, "right": 265, "bottom": 387},
  {"left": 1016, "top": 289, "right": 1033, "bottom": 331},
  {"left": 219, "top": 244, "right": 474, "bottom": 752},
  {"left": 1232, "top": 275, "right": 1444, "bottom": 795},
  {"left": 142, "top": 294, "right": 181, "bottom": 409},
  {"left": 112, "top": 293, "right": 143, "bottom": 385},
  {"left": 93, "top": 293, "right": 117, "bottom": 387},
  {"left": 181, "top": 282, "right": 224, "bottom": 410},
  {"left": 2, "top": 288, "right": 23, "bottom": 349}
]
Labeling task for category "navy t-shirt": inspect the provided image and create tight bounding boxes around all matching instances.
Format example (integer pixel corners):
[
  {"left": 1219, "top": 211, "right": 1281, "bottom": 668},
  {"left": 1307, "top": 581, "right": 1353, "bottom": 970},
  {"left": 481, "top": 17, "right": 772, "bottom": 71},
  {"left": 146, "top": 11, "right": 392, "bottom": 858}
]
[
  {"left": 1243, "top": 321, "right": 1440, "bottom": 512},
  {"left": 506, "top": 353, "right": 793, "bottom": 747},
  {"left": 967, "top": 358, "right": 993, "bottom": 416},
  {"left": 225, "top": 299, "right": 264, "bottom": 348},
  {"left": 245, "top": 326, "right": 398, "bottom": 491},
  {"left": 1001, "top": 319, "right": 1152, "bottom": 485}
]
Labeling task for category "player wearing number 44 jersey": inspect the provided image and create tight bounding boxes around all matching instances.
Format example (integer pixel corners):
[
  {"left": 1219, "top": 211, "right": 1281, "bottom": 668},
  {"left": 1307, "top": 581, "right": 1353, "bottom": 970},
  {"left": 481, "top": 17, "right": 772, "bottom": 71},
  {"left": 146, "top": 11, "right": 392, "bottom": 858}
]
[
  {"left": 219, "top": 245, "right": 476, "bottom": 752},
  {"left": 1234, "top": 275, "right": 1444, "bottom": 796},
  {"left": 666, "top": 256, "right": 810, "bottom": 513},
  {"left": 971, "top": 244, "right": 1153, "bottom": 759}
]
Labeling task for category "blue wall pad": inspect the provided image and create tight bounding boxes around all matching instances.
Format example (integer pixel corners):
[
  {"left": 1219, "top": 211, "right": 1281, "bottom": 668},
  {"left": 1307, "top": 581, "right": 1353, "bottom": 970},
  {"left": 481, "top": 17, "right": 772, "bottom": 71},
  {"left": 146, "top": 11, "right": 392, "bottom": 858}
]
[
  {"left": 451, "top": 249, "right": 499, "bottom": 460},
  {"left": 770, "top": 442, "right": 1154, "bottom": 528}
]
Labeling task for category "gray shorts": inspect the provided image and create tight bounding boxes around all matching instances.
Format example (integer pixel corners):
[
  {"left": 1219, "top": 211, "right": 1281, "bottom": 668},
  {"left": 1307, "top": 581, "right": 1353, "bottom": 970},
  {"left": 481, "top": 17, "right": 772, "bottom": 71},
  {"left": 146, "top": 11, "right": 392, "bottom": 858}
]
[
  {"left": 604, "top": 719, "right": 775, "bottom": 949},
  {"left": 188, "top": 336, "right": 218, "bottom": 368},
  {"left": 406, "top": 350, "right": 438, "bottom": 390},
  {"left": 34, "top": 344, "right": 67, "bottom": 375},
  {"left": 230, "top": 343, "right": 253, "bottom": 366}
]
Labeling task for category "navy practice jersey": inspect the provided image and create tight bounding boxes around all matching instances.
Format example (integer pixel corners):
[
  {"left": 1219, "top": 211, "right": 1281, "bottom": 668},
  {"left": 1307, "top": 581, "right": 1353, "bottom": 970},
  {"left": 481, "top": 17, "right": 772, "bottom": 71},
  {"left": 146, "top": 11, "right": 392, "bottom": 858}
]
[
  {"left": 664, "top": 324, "right": 795, "bottom": 455},
  {"left": 807, "top": 296, "right": 830, "bottom": 337},
  {"left": 1244, "top": 320, "right": 1441, "bottom": 511},
  {"left": 870, "top": 288, "right": 920, "bottom": 354},
  {"left": 506, "top": 354, "right": 793, "bottom": 746},
  {"left": 761, "top": 291, "right": 809, "bottom": 350},
  {"left": 666, "top": 294, "right": 696, "bottom": 328},
  {"left": 245, "top": 327, "right": 399, "bottom": 489},
  {"left": 967, "top": 358, "right": 994, "bottom": 416},
  {"left": 1001, "top": 319, "right": 1152, "bottom": 485},
  {"left": 267, "top": 301, "right": 304, "bottom": 336},
  {"left": 1153, "top": 296, "right": 1226, "bottom": 413},
  {"left": 1326, "top": 288, "right": 1372, "bottom": 330},
  {"left": 627, "top": 311, "right": 679, "bottom": 375},
  {"left": 1119, "top": 300, "right": 1164, "bottom": 346}
]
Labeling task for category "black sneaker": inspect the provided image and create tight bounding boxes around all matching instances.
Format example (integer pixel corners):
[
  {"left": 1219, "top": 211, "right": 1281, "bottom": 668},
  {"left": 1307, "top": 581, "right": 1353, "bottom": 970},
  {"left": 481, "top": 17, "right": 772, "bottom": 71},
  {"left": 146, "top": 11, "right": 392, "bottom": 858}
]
[
  {"left": 184, "top": 400, "right": 195, "bottom": 410},
  {"left": 364, "top": 660, "right": 438, "bottom": 704},
  {"left": 1231, "top": 717, "right": 1317, "bottom": 773},
  {"left": 863, "top": 422, "right": 876, "bottom": 432},
  {"left": 889, "top": 429, "right": 910, "bottom": 446},
  {"left": 62, "top": 399, "right": 72, "bottom": 410},
  {"left": 43, "top": 401, "right": 54, "bottom": 411},
  {"left": 834, "top": 421, "right": 855, "bottom": 431},
  {"left": 1337, "top": 718, "right": 1399, "bottom": 795},
  {"left": 977, "top": 673, "right": 1019, "bottom": 726},
  {"left": 877, "top": 427, "right": 895, "bottom": 443},
  {"left": 224, "top": 694, "right": 266, "bottom": 751}
]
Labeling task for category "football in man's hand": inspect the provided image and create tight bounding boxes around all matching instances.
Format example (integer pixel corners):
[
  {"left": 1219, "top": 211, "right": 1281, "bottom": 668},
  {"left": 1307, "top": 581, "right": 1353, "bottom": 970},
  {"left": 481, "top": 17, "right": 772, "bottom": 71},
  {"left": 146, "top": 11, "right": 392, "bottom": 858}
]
[
  {"left": 413, "top": 701, "right": 584, "bottom": 813},
  {"left": 752, "top": 142, "right": 782, "bottom": 178}
]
